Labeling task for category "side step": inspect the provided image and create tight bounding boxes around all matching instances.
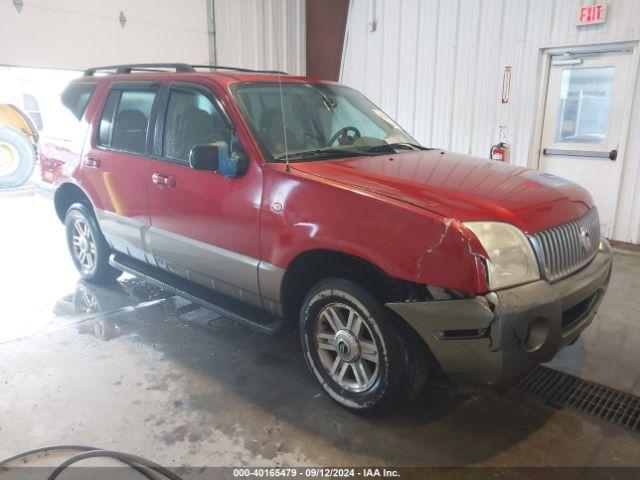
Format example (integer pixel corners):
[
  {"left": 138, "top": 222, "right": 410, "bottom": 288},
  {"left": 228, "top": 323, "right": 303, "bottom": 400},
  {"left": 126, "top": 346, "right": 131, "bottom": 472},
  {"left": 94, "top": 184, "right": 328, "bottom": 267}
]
[{"left": 109, "top": 254, "right": 285, "bottom": 334}]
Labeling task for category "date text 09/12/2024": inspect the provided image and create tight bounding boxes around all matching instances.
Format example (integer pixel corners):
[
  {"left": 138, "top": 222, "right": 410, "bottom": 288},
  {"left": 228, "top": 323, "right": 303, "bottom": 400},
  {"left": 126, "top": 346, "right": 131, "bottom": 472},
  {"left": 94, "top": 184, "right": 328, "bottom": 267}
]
[{"left": 232, "top": 468, "right": 401, "bottom": 478}]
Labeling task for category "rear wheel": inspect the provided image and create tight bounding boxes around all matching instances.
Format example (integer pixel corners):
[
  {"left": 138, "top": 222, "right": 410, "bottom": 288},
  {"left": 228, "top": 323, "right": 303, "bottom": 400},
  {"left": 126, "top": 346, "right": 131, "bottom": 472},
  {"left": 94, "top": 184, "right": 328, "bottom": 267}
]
[
  {"left": 0, "top": 125, "right": 36, "bottom": 190},
  {"left": 300, "top": 278, "right": 430, "bottom": 414},
  {"left": 65, "top": 203, "right": 121, "bottom": 283}
]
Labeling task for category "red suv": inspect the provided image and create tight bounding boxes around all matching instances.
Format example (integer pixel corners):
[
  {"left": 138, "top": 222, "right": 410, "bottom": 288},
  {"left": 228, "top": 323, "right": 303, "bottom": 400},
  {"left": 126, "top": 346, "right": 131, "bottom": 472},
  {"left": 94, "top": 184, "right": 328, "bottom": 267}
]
[{"left": 40, "top": 63, "right": 612, "bottom": 414}]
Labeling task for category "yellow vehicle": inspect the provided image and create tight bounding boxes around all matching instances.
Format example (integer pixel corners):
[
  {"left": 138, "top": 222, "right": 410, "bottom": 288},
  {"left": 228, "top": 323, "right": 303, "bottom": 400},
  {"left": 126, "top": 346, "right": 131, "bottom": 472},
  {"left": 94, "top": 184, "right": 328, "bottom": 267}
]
[{"left": 0, "top": 103, "right": 39, "bottom": 189}]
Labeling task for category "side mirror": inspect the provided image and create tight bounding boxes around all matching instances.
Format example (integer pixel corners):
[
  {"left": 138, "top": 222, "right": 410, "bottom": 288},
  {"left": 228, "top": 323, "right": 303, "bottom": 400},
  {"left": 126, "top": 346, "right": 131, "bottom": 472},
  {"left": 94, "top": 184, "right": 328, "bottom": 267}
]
[
  {"left": 214, "top": 135, "right": 248, "bottom": 178},
  {"left": 189, "top": 143, "right": 223, "bottom": 171}
]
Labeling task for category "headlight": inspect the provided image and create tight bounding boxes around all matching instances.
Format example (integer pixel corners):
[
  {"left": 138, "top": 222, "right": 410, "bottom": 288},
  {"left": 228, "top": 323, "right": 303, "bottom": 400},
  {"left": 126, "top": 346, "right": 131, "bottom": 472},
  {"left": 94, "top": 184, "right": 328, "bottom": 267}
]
[{"left": 464, "top": 222, "right": 540, "bottom": 290}]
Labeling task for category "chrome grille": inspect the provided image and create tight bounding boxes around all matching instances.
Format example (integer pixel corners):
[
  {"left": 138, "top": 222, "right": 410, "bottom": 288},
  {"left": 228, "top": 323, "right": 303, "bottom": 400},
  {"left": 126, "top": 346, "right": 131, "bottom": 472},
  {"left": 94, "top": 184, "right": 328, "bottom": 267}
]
[{"left": 529, "top": 208, "right": 600, "bottom": 282}]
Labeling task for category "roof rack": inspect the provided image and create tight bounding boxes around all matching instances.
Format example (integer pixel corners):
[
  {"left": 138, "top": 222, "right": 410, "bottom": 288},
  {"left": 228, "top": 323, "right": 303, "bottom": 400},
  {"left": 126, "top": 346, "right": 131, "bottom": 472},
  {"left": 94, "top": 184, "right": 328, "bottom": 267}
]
[
  {"left": 83, "top": 63, "right": 195, "bottom": 76},
  {"left": 191, "top": 64, "right": 288, "bottom": 75},
  {"left": 83, "top": 63, "right": 288, "bottom": 77}
]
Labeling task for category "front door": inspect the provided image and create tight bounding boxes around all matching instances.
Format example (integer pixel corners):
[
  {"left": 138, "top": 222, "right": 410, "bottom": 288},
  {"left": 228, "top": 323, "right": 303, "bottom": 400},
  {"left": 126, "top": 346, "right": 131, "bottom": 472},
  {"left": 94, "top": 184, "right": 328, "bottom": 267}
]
[
  {"left": 146, "top": 81, "right": 263, "bottom": 307},
  {"left": 538, "top": 49, "right": 633, "bottom": 235}
]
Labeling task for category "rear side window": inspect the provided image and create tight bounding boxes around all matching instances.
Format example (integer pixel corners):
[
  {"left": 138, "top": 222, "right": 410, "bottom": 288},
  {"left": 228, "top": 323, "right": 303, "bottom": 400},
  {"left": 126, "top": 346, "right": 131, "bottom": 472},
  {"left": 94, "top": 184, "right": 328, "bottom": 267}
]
[
  {"left": 61, "top": 83, "right": 96, "bottom": 121},
  {"left": 163, "top": 89, "right": 231, "bottom": 162},
  {"left": 97, "top": 88, "right": 156, "bottom": 155}
]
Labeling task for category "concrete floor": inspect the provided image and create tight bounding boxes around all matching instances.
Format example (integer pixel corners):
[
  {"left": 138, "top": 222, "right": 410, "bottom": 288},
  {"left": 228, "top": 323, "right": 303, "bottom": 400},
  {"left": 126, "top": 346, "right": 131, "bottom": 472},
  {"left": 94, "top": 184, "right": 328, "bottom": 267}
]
[{"left": 1, "top": 189, "right": 640, "bottom": 469}]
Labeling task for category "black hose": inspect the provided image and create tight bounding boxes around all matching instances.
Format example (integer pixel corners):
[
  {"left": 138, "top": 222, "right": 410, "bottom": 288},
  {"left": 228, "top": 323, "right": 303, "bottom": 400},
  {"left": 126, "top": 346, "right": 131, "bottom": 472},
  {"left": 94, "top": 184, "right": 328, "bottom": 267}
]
[
  {"left": 0, "top": 445, "right": 180, "bottom": 480},
  {"left": 47, "top": 450, "right": 181, "bottom": 480},
  {"left": 0, "top": 445, "right": 99, "bottom": 468}
]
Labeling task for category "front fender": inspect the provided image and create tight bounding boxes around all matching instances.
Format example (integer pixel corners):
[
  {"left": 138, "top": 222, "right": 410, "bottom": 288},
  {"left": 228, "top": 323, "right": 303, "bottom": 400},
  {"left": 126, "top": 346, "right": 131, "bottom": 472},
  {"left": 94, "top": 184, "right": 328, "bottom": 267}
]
[{"left": 260, "top": 164, "right": 488, "bottom": 294}]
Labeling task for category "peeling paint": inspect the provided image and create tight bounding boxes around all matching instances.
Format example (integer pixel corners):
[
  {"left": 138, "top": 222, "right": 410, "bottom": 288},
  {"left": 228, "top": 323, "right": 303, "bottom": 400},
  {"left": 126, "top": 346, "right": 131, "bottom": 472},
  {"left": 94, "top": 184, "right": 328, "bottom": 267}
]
[
  {"left": 425, "top": 219, "right": 453, "bottom": 255},
  {"left": 416, "top": 219, "right": 453, "bottom": 278}
]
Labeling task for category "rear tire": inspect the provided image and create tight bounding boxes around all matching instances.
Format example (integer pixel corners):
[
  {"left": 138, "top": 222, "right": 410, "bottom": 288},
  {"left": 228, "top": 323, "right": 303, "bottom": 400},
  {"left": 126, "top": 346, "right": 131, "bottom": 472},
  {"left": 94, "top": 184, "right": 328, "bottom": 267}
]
[
  {"left": 300, "top": 278, "right": 430, "bottom": 415},
  {"left": 0, "top": 125, "right": 36, "bottom": 190},
  {"left": 65, "top": 203, "right": 121, "bottom": 283}
]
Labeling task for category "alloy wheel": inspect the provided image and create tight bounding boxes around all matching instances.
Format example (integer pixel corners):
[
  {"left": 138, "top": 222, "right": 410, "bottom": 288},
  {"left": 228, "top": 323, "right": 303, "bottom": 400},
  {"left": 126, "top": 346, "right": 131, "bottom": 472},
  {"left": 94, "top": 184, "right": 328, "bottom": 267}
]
[
  {"left": 315, "top": 302, "right": 381, "bottom": 392},
  {"left": 71, "top": 218, "right": 97, "bottom": 273}
]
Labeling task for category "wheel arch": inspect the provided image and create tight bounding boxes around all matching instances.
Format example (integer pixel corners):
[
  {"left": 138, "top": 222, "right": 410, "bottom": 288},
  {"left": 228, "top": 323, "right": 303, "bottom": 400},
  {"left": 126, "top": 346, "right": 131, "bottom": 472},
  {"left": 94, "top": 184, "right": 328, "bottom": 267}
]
[
  {"left": 0, "top": 104, "right": 38, "bottom": 143},
  {"left": 54, "top": 182, "right": 94, "bottom": 222},
  {"left": 279, "top": 248, "right": 427, "bottom": 323}
]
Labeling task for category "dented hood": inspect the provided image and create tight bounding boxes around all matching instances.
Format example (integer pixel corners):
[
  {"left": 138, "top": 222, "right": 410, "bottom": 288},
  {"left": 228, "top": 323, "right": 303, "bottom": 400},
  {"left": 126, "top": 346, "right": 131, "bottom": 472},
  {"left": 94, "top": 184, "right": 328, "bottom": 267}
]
[{"left": 291, "top": 149, "right": 594, "bottom": 233}]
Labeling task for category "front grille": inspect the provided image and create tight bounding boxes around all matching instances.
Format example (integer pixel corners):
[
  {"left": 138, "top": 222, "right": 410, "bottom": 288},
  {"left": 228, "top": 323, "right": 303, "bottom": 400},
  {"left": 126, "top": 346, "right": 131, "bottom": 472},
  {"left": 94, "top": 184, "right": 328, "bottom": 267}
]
[{"left": 529, "top": 208, "right": 600, "bottom": 282}]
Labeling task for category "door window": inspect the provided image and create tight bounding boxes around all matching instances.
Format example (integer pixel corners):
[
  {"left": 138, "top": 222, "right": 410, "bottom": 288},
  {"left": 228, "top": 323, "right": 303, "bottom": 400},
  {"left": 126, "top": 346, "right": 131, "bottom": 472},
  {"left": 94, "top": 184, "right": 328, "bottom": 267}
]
[
  {"left": 555, "top": 67, "right": 614, "bottom": 145},
  {"left": 97, "top": 89, "right": 156, "bottom": 155},
  {"left": 163, "top": 89, "right": 231, "bottom": 162}
]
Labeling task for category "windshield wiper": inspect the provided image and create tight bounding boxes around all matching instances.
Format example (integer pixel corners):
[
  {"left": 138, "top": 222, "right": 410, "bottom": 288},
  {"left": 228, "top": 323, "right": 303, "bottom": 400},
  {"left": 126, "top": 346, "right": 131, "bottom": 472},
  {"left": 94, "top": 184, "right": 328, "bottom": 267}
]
[
  {"left": 274, "top": 148, "right": 368, "bottom": 162},
  {"left": 273, "top": 143, "right": 430, "bottom": 163},
  {"left": 358, "top": 142, "right": 429, "bottom": 154}
]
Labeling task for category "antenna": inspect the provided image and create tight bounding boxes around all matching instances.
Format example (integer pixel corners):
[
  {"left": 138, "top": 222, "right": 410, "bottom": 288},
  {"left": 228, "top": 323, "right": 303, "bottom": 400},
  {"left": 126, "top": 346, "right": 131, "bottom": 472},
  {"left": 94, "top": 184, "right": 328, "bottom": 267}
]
[{"left": 273, "top": 23, "right": 289, "bottom": 172}]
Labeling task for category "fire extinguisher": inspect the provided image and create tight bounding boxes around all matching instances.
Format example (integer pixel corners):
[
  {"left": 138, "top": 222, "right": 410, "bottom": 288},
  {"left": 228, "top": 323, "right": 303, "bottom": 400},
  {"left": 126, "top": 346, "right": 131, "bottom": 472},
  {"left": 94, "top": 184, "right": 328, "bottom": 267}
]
[{"left": 490, "top": 142, "right": 509, "bottom": 162}]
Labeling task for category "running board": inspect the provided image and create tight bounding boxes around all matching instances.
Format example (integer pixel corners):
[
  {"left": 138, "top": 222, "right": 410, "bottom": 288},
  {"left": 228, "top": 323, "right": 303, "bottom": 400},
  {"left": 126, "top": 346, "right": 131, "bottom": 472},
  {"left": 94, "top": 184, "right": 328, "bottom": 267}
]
[{"left": 109, "top": 254, "right": 285, "bottom": 334}]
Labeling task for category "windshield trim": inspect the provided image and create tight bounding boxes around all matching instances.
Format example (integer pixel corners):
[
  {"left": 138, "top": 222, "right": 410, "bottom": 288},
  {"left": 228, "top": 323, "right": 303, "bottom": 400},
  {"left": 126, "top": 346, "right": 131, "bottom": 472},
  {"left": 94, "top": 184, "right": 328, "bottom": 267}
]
[{"left": 229, "top": 81, "right": 419, "bottom": 164}]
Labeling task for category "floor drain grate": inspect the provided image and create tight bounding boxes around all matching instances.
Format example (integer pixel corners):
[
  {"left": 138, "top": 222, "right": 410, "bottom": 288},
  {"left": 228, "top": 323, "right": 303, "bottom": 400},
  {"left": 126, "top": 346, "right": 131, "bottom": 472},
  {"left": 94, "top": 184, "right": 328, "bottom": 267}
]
[{"left": 511, "top": 366, "right": 640, "bottom": 432}]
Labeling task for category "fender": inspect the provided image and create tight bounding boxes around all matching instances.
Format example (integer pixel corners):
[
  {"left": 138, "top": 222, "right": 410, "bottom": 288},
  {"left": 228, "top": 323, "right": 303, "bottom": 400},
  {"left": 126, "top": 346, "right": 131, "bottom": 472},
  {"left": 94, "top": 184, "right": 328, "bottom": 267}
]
[
  {"left": 0, "top": 104, "right": 38, "bottom": 144},
  {"left": 260, "top": 164, "right": 489, "bottom": 294}
]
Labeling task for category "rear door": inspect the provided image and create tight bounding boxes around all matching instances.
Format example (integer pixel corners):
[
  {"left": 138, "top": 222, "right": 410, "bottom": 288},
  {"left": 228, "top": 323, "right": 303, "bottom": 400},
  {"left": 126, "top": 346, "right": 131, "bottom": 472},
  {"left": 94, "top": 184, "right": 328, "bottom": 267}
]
[
  {"left": 79, "top": 81, "right": 160, "bottom": 261},
  {"left": 146, "top": 81, "right": 263, "bottom": 306}
]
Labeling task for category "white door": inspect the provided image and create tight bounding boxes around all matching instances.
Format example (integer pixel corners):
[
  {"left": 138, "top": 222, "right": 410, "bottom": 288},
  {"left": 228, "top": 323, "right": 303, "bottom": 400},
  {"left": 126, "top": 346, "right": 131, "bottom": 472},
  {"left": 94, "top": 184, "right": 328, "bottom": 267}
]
[{"left": 538, "top": 50, "right": 633, "bottom": 236}]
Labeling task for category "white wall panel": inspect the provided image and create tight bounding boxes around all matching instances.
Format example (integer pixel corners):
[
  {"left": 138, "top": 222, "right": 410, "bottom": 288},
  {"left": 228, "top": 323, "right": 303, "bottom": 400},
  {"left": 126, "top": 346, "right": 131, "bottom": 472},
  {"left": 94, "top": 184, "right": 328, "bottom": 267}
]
[
  {"left": 0, "top": 0, "right": 210, "bottom": 69},
  {"left": 214, "top": 0, "right": 305, "bottom": 75},
  {"left": 342, "top": 0, "right": 640, "bottom": 242}
]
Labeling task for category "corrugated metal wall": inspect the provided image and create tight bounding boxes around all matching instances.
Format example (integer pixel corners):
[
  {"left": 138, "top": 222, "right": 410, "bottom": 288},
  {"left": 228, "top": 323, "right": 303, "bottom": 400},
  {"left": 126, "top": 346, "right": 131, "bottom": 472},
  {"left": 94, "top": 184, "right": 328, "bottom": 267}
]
[
  {"left": 341, "top": 0, "right": 640, "bottom": 242},
  {"left": 214, "top": 0, "right": 306, "bottom": 75}
]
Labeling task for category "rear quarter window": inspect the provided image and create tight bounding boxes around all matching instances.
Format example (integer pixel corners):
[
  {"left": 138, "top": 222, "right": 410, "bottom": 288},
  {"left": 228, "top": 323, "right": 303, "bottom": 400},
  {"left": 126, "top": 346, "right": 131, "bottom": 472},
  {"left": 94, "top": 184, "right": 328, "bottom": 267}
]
[{"left": 61, "top": 83, "right": 96, "bottom": 120}]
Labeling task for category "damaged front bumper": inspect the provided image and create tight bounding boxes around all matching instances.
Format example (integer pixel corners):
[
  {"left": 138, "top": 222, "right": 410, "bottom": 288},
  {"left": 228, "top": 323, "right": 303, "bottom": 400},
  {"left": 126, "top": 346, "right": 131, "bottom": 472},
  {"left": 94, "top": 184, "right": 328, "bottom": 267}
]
[{"left": 386, "top": 241, "right": 613, "bottom": 387}]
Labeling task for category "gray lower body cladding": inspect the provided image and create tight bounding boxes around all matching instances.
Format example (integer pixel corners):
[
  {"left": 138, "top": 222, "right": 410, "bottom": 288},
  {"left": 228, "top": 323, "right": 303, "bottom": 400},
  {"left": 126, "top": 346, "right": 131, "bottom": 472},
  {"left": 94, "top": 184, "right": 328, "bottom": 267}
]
[
  {"left": 94, "top": 208, "right": 285, "bottom": 315},
  {"left": 387, "top": 243, "right": 613, "bottom": 386}
]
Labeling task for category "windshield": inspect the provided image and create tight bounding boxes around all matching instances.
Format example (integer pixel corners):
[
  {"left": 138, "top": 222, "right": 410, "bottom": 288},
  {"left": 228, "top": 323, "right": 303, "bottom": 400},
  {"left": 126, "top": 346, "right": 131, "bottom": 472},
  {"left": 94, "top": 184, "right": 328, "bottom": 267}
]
[{"left": 232, "top": 82, "right": 420, "bottom": 162}]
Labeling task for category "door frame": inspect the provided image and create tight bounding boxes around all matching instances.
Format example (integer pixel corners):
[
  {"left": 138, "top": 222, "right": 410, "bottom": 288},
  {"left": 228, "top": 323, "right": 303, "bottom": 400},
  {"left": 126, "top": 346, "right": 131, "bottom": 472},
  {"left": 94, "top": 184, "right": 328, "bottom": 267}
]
[{"left": 529, "top": 40, "right": 640, "bottom": 233}]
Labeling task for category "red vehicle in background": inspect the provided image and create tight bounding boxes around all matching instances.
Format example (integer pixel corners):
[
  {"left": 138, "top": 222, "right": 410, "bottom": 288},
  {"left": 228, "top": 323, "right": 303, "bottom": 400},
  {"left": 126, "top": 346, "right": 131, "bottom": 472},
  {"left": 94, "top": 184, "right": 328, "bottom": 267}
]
[{"left": 40, "top": 64, "right": 612, "bottom": 414}]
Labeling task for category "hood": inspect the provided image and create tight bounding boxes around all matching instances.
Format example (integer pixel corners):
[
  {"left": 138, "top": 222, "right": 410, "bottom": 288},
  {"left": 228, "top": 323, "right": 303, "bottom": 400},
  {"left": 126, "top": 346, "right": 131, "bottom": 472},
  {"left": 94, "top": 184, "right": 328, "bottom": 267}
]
[{"left": 291, "top": 150, "right": 593, "bottom": 233}]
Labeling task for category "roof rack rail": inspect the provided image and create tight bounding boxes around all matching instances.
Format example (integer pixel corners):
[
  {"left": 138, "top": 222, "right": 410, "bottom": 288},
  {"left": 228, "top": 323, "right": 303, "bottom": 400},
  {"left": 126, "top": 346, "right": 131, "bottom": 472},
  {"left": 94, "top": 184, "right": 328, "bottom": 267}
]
[
  {"left": 84, "top": 63, "right": 195, "bottom": 76},
  {"left": 191, "top": 64, "right": 288, "bottom": 75},
  {"left": 83, "top": 63, "right": 289, "bottom": 77}
]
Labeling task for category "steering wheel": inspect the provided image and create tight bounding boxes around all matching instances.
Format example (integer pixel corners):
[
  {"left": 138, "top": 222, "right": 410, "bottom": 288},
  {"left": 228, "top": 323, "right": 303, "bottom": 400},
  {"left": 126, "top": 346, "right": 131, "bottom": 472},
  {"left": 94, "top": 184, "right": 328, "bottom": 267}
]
[{"left": 328, "top": 126, "right": 362, "bottom": 146}]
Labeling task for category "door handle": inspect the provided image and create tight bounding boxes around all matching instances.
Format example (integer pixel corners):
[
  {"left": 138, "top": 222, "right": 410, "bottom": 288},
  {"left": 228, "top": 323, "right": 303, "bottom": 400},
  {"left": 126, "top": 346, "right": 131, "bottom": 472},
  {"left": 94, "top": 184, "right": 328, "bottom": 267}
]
[
  {"left": 151, "top": 172, "right": 176, "bottom": 188},
  {"left": 609, "top": 149, "right": 617, "bottom": 161},
  {"left": 84, "top": 157, "right": 100, "bottom": 168}
]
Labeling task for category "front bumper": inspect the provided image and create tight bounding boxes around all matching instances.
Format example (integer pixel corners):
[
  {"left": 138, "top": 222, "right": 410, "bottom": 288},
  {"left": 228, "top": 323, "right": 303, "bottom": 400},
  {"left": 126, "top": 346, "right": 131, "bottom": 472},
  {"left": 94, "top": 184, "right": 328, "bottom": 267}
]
[{"left": 386, "top": 241, "right": 613, "bottom": 386}]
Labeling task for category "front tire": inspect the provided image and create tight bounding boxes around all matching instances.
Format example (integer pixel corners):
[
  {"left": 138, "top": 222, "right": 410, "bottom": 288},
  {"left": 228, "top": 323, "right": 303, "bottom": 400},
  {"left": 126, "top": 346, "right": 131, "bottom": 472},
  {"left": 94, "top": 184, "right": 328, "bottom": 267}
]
[
  {"left": 0, "top": 125, "right": 36, "bottom": 190},
  {"left": 300, "top": 278, "right": 430, "bottom": 414},
  {"left": 65, "top": 203, "right": 121, "bottom": 283}
]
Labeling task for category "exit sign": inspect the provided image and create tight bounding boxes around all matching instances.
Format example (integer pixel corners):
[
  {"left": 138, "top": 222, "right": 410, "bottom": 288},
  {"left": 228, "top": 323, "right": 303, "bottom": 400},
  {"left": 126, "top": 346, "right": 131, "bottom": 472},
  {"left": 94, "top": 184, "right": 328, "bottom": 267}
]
[{"left": 578, "top": 4, "right": 607, "bottom": 25}]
